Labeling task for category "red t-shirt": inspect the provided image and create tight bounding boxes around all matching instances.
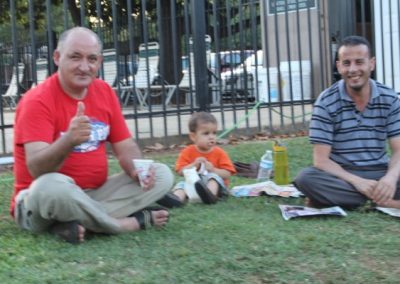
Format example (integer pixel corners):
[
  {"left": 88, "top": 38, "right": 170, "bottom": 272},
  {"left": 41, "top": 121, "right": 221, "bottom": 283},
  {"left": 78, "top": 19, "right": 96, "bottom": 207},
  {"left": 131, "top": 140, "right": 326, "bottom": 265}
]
[
  {"left": 175, "top": 145, "right": 236, "bottom": 185},
  {"left": 11, "top": 74, "right": 131, "bottom": 215}
]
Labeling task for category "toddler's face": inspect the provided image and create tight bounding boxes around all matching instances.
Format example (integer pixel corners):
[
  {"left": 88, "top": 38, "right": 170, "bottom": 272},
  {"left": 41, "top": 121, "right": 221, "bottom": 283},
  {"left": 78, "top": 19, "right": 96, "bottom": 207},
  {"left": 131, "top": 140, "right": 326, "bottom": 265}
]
[{"left": 190, "top": 122, "right": 217, "bottom": 152}]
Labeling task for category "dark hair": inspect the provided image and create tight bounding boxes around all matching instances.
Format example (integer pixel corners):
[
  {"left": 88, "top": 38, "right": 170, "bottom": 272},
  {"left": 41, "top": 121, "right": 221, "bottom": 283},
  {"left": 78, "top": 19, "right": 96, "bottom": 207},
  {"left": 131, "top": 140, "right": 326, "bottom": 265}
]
[
  {"left": 188, "top": 112, "right": 217, "bottom": 132},
  {"left": 338, "top": 35, "right": 372, "bottom": 57}
]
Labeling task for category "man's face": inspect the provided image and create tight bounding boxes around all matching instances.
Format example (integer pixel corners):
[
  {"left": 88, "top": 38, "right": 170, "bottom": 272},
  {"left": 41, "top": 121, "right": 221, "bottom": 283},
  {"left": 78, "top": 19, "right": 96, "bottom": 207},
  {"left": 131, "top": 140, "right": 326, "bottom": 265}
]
[
  {"left": 53, "top": 31, "right": 102, "bottom": 93},
  {"left": 336, "top": 44, "right": 375, "bottom": 92}
]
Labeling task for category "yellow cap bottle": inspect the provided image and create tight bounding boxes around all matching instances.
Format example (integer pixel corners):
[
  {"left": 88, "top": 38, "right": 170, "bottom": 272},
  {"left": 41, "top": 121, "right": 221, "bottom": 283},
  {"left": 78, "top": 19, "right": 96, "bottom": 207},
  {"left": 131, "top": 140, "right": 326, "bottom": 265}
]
[{"left": 273, "top": 142, "right": 289, "bottom": 185}]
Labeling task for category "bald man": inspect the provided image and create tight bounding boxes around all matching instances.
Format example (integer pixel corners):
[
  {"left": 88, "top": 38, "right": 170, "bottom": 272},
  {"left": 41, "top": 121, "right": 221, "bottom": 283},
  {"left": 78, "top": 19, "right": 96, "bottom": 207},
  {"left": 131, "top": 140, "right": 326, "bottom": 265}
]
[{"left": 11, "top": 27, "right": 177, "bottom": 244}]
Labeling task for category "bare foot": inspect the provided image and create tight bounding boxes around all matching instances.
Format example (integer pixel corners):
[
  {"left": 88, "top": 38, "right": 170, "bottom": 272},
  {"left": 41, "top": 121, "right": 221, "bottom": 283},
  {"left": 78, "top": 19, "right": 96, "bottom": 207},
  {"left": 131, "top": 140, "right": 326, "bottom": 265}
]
[
  {"left": 118, "top": 209, "right": 169, "bottom": 232},
  {"left": 77, "top": 225, "right": 86, "bottom": 243},
  {"left": 173, "top": 188, "right": 188, "bottom": 203},
  {"left": 151, "top": 209, "right": 169, "bottom": 228},
  {"left": 377, "top": 199, "right": 400, "bottom": 208},
  {"left": 207, "top": 179, "right": 219, "bottom": 197},
  {"left": 48, "top": 221, "right": 84, "bottom": 244}
]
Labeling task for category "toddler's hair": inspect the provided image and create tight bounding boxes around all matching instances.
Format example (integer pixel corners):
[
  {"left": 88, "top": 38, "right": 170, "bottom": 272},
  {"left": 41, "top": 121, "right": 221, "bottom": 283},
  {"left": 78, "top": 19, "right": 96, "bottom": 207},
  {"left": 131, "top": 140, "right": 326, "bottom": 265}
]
[{"left": 188, "top": 112, "right": 217, "bottom": 132}]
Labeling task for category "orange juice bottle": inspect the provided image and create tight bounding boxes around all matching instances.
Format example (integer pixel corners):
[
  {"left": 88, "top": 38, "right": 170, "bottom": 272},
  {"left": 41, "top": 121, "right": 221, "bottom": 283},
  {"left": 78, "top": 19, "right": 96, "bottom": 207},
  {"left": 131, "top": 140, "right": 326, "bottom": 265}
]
[{"left": 273, "top": 142, "right": 289, "bottom": 185}]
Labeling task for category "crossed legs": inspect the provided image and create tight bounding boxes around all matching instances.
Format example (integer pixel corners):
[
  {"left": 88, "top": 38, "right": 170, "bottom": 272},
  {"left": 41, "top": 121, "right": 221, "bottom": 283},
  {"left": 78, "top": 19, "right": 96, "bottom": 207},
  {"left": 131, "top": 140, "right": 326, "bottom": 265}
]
[
  {"left": 294, "top": 166, "right": 400, "bottom": 209},
  {"left": 14, "top": 163, "right": 174, "bottom": 243}
]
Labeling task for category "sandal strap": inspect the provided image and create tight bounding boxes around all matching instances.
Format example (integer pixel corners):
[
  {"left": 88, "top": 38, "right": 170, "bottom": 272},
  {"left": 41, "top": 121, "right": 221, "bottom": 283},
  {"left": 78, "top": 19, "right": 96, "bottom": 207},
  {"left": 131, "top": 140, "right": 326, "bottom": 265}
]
[
  {"left": 130, "top": 210, "right": 154, "bottom": 230},
  {"left": 156, "top": 192, "right": 184, "bottom": 208},
  {"left": 48, "top": 220, "right": 80, "bottom": 244}
]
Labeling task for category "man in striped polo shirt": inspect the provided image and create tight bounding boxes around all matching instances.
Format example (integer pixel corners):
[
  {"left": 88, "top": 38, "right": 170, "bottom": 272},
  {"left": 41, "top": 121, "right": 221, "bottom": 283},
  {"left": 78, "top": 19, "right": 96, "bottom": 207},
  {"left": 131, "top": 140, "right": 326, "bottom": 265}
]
[{"left": 294, "top": 35, "right": 400, "bottom": 209}]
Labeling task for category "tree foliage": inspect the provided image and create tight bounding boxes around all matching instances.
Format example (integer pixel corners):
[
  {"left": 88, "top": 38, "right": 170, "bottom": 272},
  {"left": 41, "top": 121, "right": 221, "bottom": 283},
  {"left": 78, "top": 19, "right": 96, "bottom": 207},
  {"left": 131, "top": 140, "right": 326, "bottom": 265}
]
[
  {"left": 0, "top": 0, "right": 261, "bottom": 83},
  {"left": 0, "top": 0, "right": 260, "bottom": 47}
]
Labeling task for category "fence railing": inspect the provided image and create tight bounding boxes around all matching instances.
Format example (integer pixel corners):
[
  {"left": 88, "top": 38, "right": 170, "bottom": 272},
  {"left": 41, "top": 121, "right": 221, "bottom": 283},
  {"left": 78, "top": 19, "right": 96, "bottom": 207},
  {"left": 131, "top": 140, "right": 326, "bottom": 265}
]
[{"left": 1, "top": 0, "right": 396, "bottom": 155}]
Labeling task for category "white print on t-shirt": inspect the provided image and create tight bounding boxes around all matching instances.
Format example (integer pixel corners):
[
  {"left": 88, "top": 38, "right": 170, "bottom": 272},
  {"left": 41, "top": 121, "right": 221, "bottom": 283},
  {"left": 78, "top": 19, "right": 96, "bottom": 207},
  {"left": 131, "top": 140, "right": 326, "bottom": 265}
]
[{"left": 61, "top": 119, "right": 110, "bottom": 153}]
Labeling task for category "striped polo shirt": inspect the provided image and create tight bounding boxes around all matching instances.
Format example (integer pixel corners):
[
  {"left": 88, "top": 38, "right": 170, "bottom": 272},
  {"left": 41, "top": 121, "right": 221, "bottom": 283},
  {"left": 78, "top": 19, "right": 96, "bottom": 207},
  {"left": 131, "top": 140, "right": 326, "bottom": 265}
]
[{"left": 309, "top": 79, "right": 400, "bottom": 167}]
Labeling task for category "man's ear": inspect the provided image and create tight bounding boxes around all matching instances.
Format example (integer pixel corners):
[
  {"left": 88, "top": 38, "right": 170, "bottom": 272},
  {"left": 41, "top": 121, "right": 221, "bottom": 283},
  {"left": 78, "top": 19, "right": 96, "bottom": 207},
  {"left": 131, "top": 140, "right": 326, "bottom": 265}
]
[
  {"left": 370, "top": 56, "right": 376, "bottom": 72},
  {"left": 53, "top": 50, "right": 60, "bottom": 66},
  {"left": 336, "top": 60, "right": 340, "bottom": 72}
]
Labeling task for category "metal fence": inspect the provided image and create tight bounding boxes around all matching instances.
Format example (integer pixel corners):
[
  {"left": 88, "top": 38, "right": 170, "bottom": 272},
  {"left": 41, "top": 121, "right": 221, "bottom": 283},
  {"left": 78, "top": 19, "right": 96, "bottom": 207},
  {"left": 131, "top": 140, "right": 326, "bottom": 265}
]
[{"left": 0, "top": 0, "right": 396, "bottom": 155}]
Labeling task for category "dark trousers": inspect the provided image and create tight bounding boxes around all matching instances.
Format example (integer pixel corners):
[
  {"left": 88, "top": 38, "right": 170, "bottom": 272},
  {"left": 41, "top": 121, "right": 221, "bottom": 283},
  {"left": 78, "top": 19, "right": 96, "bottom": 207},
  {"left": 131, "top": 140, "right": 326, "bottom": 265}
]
[{"left": 294, "top": 166, "right": 400, "bottom": 208}]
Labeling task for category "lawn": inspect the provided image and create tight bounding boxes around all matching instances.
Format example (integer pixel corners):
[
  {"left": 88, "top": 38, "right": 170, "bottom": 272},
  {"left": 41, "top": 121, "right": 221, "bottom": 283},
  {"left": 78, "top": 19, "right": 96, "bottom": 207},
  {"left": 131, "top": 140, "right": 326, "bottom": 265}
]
[{"left": 1, "top": 137, "right": 399, "bottom": 283}]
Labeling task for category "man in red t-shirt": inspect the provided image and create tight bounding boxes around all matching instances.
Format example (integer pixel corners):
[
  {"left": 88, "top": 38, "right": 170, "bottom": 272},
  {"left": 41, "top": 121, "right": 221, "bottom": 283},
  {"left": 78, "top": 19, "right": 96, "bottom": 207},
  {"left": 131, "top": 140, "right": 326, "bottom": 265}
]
[{"left": 12, "top": 27, "right": 176, "bottom": 244}]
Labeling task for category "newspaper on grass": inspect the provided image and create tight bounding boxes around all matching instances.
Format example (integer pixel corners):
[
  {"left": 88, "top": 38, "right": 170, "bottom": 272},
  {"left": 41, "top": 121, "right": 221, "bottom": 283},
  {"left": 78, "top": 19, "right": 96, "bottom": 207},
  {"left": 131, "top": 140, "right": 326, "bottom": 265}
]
[
  {"left": 279, "top": 205, "right": 347, "bottom": 221},
  {"left": 375, "top": 207, "right": 400, "bottom": 217},
  {"left": 230, "top": 180, "right": 303, "bottom": 198}
]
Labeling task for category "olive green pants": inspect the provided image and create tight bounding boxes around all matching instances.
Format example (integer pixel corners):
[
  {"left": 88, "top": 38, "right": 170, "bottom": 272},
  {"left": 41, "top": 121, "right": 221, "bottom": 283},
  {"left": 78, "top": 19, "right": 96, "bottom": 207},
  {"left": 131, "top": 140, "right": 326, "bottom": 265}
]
[{"left": 14, "top": 163, "right": 174, "bottom": 234}]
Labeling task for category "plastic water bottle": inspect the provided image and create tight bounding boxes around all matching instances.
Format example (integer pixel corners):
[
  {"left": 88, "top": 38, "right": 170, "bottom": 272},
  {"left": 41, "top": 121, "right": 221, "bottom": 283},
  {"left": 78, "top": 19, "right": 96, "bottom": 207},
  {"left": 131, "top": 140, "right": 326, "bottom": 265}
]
[
  {"left": 257, "top": 150, "right": 273, "bottom": 181},
  {"left": 273, "top": 142, "right": 289, "bottom": 185}
]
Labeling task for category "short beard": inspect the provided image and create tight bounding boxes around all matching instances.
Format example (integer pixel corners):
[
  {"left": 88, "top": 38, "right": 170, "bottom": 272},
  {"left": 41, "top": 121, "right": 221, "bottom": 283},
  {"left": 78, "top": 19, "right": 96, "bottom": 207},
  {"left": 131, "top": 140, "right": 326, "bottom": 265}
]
[{"left": 349, "top": 84, "right": 363, "bottom": 92}]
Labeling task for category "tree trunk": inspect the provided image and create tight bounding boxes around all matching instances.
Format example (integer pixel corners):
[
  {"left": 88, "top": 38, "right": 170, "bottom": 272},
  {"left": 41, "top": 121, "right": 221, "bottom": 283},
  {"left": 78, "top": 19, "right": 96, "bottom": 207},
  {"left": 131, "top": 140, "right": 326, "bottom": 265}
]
[
  {"left": 159, "top": 1, "right": 184, "bottom": 85},
  {"left": 67, "top": 1, "right": 81, "bottom": 26}
]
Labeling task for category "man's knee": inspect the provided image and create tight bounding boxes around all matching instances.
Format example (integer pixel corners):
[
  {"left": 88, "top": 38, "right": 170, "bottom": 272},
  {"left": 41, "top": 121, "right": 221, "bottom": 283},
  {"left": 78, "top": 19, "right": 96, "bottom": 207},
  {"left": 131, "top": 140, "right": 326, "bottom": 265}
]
[
  {"left": 154, "top": 163, "right": 174, "bottom": 190},
  {"left": 294, "top": 167, "right": 316, "bottom": 190},
  {"left": 29, "top": 172, "right": 79, "bottom": 201}
]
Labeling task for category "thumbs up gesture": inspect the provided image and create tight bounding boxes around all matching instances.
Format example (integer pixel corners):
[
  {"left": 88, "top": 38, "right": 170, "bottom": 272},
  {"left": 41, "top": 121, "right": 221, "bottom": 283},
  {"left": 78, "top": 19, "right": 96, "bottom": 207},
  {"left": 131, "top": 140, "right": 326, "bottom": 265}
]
[{"left": 66, "top": 102, "right": 91, "bottom": 146}]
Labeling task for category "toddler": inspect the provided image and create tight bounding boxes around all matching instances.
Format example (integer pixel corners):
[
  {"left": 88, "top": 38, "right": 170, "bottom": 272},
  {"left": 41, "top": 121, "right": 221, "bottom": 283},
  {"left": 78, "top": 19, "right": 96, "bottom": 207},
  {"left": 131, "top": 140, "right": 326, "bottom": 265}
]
[{"left": 173, "top": 112, "right": 236, "bottom": 204}]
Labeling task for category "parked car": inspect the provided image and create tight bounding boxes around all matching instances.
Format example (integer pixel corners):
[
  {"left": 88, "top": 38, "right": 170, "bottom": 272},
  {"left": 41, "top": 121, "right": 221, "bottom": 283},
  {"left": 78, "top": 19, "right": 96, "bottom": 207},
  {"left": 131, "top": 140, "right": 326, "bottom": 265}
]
[
  {"left": 209, "top": 50, "right": 254, "bottom": 76},
  {"left": 220, "top": 50, "right": 279, "bottom": 102}
]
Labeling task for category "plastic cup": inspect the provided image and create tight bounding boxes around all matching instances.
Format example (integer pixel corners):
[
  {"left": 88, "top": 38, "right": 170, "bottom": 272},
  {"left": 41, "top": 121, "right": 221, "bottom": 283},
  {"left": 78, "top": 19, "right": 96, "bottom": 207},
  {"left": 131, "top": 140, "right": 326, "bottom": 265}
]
[
  {"left": 182, "top": 167, "right": 201, "bottom": 202},
  {"left": 133, "top": 159, "right": 154, "bottom": 187}
]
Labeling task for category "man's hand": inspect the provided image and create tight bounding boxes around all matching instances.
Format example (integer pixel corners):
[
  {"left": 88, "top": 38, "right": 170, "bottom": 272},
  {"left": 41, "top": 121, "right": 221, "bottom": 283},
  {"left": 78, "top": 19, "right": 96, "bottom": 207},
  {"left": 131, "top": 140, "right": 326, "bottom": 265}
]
[
  {"left": 66, "top": 102, "right": 91, "bottom": 146},
  {"left": 133, "top": 165, "right": 155, "bottom": 191},
  {"left": 351, "top": 176, "right": 377, "bottom": 199},
  {"left": 371, "top": 175, "right": 396, "bottom": 205}
]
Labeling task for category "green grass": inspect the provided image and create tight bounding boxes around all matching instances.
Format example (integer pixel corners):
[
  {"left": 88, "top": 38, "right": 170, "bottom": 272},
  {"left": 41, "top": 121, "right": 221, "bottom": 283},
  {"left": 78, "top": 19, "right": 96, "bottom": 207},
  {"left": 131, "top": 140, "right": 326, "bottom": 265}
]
[{"left": 1, "top": 137, "right": 400, "bottom": 283}]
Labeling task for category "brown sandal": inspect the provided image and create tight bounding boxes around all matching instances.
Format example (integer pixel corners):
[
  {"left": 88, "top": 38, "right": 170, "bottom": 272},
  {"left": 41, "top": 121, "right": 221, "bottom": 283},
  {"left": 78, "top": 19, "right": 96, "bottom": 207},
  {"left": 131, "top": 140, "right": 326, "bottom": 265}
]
[
  {"left": 129, "top": 207, "right": 168, "bottom": 230},
  {"left": 48, "top": 221, "right": 81, "bottom": 244}
]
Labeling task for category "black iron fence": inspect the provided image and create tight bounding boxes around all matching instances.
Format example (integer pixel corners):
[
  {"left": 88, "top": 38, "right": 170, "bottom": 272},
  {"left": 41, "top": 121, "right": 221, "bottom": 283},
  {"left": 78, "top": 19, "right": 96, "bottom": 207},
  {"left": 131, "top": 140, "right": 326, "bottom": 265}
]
[{"left": 1, "top": 0, "right": 396, "bottom": 154}]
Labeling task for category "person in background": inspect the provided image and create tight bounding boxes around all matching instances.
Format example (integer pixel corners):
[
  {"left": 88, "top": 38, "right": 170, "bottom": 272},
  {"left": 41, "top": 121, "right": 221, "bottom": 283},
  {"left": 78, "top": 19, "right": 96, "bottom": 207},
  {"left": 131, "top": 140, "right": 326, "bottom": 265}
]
[
  {"left": 11, "top": 27, "right": 178, "bottom": 244},
  {"left": 171, "top": 112, "right": 236, "bottom": 204},
  {"left": 294, "top": 35, "right": 400, "bottom": 209}
]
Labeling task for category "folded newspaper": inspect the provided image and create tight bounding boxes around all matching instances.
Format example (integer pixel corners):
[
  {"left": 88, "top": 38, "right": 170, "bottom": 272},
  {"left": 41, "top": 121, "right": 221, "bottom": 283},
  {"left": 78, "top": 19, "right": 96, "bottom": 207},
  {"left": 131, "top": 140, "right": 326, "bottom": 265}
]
[
  {"left": 375, "top": 207, "right": 400, "bottom": 217},
  {"left": 279, "top": 205, "right": 347, "bottom": 220},
  {"left": 230, "top": 181, "right": 303, "bottom": 198}
]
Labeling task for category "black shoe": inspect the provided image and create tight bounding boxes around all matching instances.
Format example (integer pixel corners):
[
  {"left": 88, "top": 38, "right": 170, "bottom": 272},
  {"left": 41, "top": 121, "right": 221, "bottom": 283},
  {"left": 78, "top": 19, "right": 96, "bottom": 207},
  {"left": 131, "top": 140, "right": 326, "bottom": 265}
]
[
  {"left": 156, "top": 192, "right": 184, "bottom": 208},
  {"left": 194, "top": 180, "right": 218, "bottom": 204}
]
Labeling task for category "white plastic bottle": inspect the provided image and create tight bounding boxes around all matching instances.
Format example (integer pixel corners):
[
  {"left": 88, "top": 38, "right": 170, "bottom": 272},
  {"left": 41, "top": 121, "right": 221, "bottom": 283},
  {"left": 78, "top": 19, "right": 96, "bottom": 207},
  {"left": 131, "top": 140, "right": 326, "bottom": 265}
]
[{"left": 257, "top": 150, "right": 273, "bottom": 181}]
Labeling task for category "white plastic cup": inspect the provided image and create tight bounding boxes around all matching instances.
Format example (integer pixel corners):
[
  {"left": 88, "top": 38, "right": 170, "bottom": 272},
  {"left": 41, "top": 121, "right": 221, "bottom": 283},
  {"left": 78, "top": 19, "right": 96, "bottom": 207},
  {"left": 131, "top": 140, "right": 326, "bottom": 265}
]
[
  {"left": 182, "top": 167, "right": 201, "bottom": 202},
  {"left": 133, "top": 159, "right": 154, "bottom": 187}
]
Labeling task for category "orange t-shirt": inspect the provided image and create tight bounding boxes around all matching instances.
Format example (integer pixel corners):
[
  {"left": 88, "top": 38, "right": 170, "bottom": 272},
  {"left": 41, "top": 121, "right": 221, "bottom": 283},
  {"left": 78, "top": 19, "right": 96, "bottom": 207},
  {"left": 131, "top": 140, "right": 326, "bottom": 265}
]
[{"left": 175, "top": 145, "right": 236, "bottom": 185}]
